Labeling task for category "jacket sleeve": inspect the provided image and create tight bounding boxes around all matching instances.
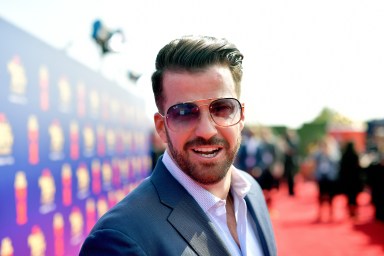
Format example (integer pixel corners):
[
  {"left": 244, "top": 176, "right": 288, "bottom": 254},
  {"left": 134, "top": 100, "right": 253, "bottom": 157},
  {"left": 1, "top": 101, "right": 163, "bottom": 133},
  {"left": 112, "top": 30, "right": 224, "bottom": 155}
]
[{"left": 79, "top": 229, "right": 147, "bottom": 256}]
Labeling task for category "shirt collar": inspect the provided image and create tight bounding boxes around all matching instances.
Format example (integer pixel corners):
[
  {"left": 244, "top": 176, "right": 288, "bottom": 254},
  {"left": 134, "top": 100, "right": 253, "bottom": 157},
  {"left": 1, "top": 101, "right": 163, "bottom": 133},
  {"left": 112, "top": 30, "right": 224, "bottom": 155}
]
[{"left": 162, "top": 150, "right": 252, "bottom": 211}]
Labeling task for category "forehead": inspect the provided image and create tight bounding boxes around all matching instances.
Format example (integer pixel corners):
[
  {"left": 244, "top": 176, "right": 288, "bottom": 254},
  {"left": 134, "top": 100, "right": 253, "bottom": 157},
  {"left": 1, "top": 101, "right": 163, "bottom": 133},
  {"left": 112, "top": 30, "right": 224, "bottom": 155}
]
[{"left": 162, "top": 65, "right": 237, "bottom": 107}]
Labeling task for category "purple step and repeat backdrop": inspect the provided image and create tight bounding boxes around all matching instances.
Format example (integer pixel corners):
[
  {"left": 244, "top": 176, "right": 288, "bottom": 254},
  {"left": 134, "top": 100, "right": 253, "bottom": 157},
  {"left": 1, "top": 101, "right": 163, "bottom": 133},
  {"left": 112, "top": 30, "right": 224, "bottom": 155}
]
[{"left": 0, "top": 18, "right": 152, "bottom": 256}]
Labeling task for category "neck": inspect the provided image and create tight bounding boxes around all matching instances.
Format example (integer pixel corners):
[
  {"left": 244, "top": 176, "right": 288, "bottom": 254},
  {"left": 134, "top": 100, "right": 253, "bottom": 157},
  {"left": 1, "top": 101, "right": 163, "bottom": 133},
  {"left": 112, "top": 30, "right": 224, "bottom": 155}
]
[{"left": 200, "top": 167, "right": 233, "bottom": 200}]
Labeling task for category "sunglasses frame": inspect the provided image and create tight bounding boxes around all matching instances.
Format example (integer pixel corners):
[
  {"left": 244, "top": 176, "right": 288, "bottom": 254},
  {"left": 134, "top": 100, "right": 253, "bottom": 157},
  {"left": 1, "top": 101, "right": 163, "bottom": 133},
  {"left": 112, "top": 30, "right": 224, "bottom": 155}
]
[{"left": 159, "top": 97, "right": 244, "bottom": 132}]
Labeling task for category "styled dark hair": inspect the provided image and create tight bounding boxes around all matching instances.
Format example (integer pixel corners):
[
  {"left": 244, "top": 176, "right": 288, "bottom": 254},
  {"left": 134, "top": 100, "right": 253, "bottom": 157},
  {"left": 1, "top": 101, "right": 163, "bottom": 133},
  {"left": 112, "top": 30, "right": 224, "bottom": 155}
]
[{"left": 151, "top": 35, "right": 244, "bottom": 113}]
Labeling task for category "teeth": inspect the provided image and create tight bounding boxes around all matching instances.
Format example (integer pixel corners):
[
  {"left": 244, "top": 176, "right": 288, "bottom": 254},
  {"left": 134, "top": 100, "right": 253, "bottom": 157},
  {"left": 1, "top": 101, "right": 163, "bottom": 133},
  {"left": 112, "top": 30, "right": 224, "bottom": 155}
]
[
  {"left": 194, "top": 147, "right": 218, "bottom": 153},
  {"left": 193, "top": 147, "right": 220, "bottom": 158},
  {"left": 199, "top": 153, "right": 216, "bottom": 158}
]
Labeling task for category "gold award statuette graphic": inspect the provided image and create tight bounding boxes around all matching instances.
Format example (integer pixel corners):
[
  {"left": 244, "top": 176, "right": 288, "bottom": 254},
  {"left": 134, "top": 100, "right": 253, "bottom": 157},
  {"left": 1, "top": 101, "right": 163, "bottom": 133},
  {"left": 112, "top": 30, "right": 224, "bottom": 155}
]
[
  {"left": 102, "top": 161, "right": 112, "bottom": 190},
  {"left": 58, "top": 77, "right": 72, "bottom": 113},
  {"left": 0, "top": 113, "right": 14, "bottom": 165},
  {"left": 97, "top": 197, "right": 109, "bottom": 219},
  {"left": 83, "top": 124, "right": 95, "bottom": 157},
  {"left": 49, "top": 119, "right": 65, "bottom": 160},
  {"left": 7, "top": 55, "right": 27, "bottom": 104},
  {"left": 28, "top": 226, "right": 46, "bottom": 256},
  {"left": 1, "top": 237, "right": 14, "bottom": 256},
  {"left": 69, "top": 207, "right": 84, "bottom": 245},
  {"left": 76, "top": 163, "right": 90, "bottom": 199},
  {"left": 39, "top": 169, "right": 56, "bottom": 214}
]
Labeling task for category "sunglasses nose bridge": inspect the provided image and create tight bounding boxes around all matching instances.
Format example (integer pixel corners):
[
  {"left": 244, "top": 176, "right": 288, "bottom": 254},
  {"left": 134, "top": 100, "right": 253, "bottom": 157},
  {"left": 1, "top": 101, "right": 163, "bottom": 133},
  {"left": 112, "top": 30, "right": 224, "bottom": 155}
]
[
  {"left": 195, "top": 102, "right": 216, "bottom": 123},
  {"left": 192, "top": 106, "right": 220, "bottom": 137}
]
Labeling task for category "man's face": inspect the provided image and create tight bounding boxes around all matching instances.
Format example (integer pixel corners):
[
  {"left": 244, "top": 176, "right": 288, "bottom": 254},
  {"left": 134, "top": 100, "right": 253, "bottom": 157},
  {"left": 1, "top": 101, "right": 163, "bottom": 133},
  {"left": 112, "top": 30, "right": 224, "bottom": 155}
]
[{"left": 154, "top": 65, "right": 245, "bottom": 185}]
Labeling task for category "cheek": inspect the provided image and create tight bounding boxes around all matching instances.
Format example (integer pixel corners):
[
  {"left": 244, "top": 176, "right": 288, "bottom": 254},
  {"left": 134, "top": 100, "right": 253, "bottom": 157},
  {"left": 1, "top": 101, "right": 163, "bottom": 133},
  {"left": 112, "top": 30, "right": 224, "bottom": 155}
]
[
  {"left": 223, "top": 127, "right": 242, "bottom": 145},
  {"left": 169, "top": 132, "right": 188, "bottom": 150}
]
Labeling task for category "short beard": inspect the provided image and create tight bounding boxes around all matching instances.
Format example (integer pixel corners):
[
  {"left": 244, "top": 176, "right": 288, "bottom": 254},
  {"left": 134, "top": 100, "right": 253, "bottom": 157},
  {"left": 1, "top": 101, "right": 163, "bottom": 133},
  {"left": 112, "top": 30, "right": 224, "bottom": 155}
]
[{"left": 165, "top": 128, "right": 241, "bottom": 185}]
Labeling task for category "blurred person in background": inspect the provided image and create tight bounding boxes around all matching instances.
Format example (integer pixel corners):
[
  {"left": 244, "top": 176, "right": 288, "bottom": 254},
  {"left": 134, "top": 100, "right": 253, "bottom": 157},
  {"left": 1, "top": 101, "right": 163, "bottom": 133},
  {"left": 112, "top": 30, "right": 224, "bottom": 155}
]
[
  {"left": 365, "top": 150, "right": 384, "bottom": 222},
  {"left": 80, "top": 35, "right": 276, "bottom": 256},
  {"left": 253, "top": 127, "right": 280, "bottom": 209},
  {"left": 311, "top": 137, "right": 340, "bottom": 222},
  {"left": 282, "top": 129, "right": 300, "bottom": 197},
  {"left": 338, "top": 140, "right": 364, "bottom": 219},
  {"left": 235, "top": 126, "right": 259, "bottom": 173}
]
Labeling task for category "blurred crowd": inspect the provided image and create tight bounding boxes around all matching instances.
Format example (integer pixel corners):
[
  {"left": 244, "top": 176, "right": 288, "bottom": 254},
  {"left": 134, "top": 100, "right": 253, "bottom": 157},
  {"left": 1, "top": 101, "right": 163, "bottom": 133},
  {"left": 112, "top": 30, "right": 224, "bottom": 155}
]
[
  {"left": 234, "top": 126, "right": 384, "bottom": 223},
  {"left": 235, "top": 127, "right": 300, "bottom": 210}
]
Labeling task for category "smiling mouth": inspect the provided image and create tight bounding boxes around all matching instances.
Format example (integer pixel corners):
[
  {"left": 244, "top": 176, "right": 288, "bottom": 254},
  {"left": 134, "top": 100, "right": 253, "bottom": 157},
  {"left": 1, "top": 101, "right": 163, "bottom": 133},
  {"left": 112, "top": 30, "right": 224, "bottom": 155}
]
[{"left": 192, "top": 147, "right": 222, "bottom": 158}]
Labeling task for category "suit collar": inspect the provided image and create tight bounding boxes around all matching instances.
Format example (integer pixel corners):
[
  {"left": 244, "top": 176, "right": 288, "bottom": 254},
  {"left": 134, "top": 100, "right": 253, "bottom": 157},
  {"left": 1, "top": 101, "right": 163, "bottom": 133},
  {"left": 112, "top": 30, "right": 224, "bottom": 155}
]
[
  {"left": 151, "top": 159, "right": 232, "bottom": 256},
  {"left": 245, "top": 187, "right": 275, "bottom": 256}
]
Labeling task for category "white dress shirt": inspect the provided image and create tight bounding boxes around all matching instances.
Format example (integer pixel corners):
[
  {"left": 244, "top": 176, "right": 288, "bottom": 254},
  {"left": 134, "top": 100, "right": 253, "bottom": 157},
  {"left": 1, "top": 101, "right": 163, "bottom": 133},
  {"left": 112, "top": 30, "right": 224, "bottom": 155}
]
[{"left": 162, "top": 150, "right": 264, "bottom": 256}]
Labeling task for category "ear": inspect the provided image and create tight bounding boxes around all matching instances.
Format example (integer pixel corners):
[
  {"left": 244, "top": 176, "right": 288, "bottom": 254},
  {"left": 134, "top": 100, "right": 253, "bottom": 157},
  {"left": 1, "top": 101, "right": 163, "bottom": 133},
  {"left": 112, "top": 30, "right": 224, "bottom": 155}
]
[{"left": 154, "top": 113, "right": 168, "bottom": 143}]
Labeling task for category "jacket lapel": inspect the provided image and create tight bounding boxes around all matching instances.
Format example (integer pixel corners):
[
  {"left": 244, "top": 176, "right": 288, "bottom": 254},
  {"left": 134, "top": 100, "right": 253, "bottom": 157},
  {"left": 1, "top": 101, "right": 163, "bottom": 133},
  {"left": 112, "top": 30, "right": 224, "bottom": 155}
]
[
  {"left": 245, "top": 188, "right": 275, "bottom": 256},
  {"left": 151, "top": 159, "right": 232, "bottom": 256}
]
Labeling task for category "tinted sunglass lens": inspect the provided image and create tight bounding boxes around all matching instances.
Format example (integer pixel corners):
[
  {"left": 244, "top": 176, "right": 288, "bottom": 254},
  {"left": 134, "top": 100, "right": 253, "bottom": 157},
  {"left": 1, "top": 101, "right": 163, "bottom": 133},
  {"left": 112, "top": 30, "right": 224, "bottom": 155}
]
[
  {"left": 210, "top": 99, "right": 241, "bottom": 126},
  {"left": 167, "top": 103, "right": 199, "bottom": 131}
]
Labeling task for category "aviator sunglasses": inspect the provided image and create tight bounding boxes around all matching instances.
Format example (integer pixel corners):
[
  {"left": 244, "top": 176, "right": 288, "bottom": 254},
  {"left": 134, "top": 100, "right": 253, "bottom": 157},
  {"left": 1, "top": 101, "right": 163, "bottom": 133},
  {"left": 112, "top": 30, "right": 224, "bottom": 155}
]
[{"left": 160, "top": 97, "right": 244, "bottom": 132}]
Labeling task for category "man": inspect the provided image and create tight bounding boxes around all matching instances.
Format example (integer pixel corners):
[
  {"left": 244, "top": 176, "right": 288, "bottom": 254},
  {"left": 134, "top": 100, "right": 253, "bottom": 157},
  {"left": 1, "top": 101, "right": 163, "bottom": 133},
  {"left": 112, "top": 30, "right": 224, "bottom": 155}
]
[{"left": 79, "top": 35, "right": 277, "bottom": 256}]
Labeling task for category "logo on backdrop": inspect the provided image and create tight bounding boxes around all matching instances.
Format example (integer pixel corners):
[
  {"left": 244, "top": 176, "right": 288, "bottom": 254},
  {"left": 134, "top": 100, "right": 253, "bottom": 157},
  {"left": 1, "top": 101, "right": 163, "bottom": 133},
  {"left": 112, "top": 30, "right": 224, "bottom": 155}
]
[
  {"left": 61, "top": 163, "right": 72, "bottom": 206},
  {"left": 106, "top": 128, "right": 116, "bottom": 155},
  {"left": 102, "top": 161, "right": 112, "bottom": 190},
  {"left": 39, "top": 66, "right": 50, "bottom": 111},
  {"left": 83, "top": 124, "right": 95, "bottom": 157},
  {"left": 39, "top": 168, "right": 56, "bottom": 214},
  {"left": 58, "top": 77, "right": 72, "bottom": 113},
  {"left": 89, "top": 89, "right": 100, "bottom": 118},
  {"left": 7, "top": 55, "right": 27, "bottom": 104},
  {"left": 101, "top": 94, "right": 110, "bottom": 120},
  {"left": 112, "top": 158, "right": 121, "bottom": 187},
  {"left": 70, "top": 121, "right": 80, "bottom": 160},
  {"left": 49, "top": 119, "right": 65, "bottom": 160},
  {"left": 85, "top": 198, "right": 96, "bottom": 234},
  {"left": 77, "top": 82, "right": 86, "bottom": 117},
  {"left": 0, "top": 237, "right": 14, "bottom": 256},
  {"left": 96, "top": 125, "right": 106, "bottom": 157},
  {"left": 91, "top": 159, "right": 101, "bottom": 194},
  {"left": 76, "top": 163, "right": 90, "bottom": 199},
  {"left": 118, "top": 157, "right": 129, "bottom": 184},
  {"left": 53, "top": 213, "right": 65, "bottom": 256},
  {"left": 28, "top": 115, "right": 39, "bottom": 165},
  {"left": 69, "top": 207, "right": 83, "bottom": 245},
  {"left": 28, "top": 225, "right": 46, "bottom": 256},
  {"left": 0, "top": 113, "right": 14, "bottom": 166},
  {"left": 97, "top": 196, "right": 108, "bottom": 219},
  {"left": 14, "top": 171, "right": 28, "bottom": 225},
  {"left": 110, "top": 98, "right": 120, "bottom": 121}
]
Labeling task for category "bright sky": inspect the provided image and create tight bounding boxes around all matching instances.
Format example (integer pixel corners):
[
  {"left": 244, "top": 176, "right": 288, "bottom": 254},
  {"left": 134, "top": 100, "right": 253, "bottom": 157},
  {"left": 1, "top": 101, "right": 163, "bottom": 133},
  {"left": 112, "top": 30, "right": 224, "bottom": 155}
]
[{"left": 1, "top": 0, "right": 383, "bottom": 128}]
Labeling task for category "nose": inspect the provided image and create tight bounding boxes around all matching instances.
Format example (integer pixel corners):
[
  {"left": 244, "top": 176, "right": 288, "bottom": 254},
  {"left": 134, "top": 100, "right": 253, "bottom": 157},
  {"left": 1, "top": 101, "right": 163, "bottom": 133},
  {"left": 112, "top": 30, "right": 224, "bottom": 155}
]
[{"left": 194, "top": 108, "right": 218, "bottom": 140}]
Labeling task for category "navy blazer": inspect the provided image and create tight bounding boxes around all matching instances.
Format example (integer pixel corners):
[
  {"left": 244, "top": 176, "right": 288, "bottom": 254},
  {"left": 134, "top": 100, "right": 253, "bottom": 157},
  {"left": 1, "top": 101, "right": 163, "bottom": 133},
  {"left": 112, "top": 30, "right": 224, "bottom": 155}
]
[{"left": 79, "top": 158, "right": 277, "bottom": 256}]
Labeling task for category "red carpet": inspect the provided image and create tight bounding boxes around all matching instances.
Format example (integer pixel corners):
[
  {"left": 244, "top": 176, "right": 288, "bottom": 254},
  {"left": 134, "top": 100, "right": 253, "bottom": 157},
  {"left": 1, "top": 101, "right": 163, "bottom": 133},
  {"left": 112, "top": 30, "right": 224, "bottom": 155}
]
[{"left": 270, "top": 176, "right": 384, "bottom": 256}]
